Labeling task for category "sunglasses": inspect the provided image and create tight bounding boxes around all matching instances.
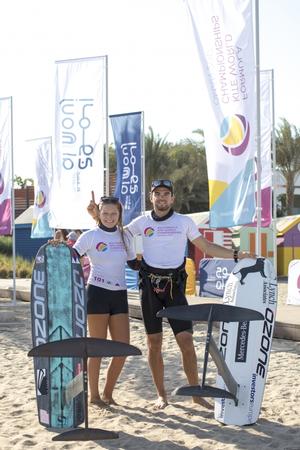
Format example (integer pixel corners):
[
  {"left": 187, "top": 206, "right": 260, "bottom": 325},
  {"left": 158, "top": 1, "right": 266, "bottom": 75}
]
[
  {"left": 100, "top": 196, "right": 120, "bottom": 204},
  {"left": 151, "top": 180, "right": 173, "bottom": 189}
]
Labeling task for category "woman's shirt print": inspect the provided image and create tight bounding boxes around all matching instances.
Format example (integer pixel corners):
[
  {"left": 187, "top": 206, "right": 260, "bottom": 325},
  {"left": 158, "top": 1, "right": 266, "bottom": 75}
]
[
  {"left": 73, "top": 227, "right": 136, "bottom": 290},
  {"left": 127, "top": 212, "right": 201, "bottom": 269}
]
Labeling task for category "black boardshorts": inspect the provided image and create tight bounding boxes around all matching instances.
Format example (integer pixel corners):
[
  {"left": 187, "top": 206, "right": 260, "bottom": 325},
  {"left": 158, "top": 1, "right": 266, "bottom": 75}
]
[
  {"left": 87, "top": 284, "right": 128, "bottom": 315},
  {"left": 139, "top": 262, "right": 193, "bottom": 336}
]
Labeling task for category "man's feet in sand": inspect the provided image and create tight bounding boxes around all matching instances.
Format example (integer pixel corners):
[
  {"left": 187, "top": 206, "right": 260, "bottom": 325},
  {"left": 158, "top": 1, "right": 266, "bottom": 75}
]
[
  {"left": 193, "top": 396, "right": 214, "bottom": 410},
  {"left": 153, "top": 395, "right": 168, "bottom": 410},
  {"left": 90, "top": 397, "right": 107, "bottom": 408}
]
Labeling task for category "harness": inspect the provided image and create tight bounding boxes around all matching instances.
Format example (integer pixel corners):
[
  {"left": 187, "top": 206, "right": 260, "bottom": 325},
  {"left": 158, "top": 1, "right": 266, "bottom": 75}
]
[
  {"left": 140, "top": 260, "right": 186, "bottom": 300},
  {"left": 148, "top": 273, "right": 175, "bottom": 298}
]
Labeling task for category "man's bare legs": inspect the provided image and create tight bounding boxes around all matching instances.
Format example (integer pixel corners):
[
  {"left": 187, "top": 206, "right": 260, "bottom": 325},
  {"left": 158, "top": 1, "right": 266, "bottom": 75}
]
[
  {"left": 175, "top": 331, "right": 213, "bottom": 410},
  {"left": 147, "top": 332, "right": 168, "bottom": 409}
]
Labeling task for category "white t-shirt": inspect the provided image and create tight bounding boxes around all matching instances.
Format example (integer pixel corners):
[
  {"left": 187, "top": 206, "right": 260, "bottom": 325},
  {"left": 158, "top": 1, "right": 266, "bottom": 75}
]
[
  {"left": 127, "top": 211, "right": 201, "bottom": 268},
  {"left": 74, "top": 227, "right": 136, "bottom": 290}
]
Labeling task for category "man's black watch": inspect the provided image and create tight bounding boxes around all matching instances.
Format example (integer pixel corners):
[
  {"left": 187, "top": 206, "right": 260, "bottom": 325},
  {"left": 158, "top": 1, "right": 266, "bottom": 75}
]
[{"left": 233, "top": 250, "right": 239, "bottom": 263}]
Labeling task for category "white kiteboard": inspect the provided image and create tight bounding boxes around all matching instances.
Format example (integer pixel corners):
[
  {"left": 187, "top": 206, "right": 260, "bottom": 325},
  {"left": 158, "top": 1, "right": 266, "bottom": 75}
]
[{"left": 215, "top": 257, "right": 277, "bottom": 425}]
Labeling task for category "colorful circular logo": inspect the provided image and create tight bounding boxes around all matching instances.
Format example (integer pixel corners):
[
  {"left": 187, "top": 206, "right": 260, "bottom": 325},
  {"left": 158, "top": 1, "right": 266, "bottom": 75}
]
[
  {"left": 220, "top": 114, "right": 250, "bottom": 156},
  {"left": 144, "top": 227, "right": 154, "bottom": 237},
  {"left": 96, "top": 242, "right": 108, "bottom": 252},
  {"left": 35, "top": 190, "right": 46, "bottom": 208},
  {"left": 0, "top": 173, "right": 4, "bottom": 195}
]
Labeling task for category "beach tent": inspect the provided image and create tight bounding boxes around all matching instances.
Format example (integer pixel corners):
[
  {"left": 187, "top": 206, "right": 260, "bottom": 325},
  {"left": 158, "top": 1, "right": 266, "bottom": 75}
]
[
  {"left": 187, "top": 212, "right": 233, "bottom": 279},
  {"left": 276, "top": 215, "right": 300, "bottom": 276},
  {"left": 15, "top": 206, "right": 49, "bottom": 260},
  {"left": 239, "top": 226, "right": 275, "bottom": 267}
]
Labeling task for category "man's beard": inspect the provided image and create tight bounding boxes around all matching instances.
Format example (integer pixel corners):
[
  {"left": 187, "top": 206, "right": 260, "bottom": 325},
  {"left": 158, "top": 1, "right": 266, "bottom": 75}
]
[{"left": 155, "top": 204, "right": 170, "bottom": 212}]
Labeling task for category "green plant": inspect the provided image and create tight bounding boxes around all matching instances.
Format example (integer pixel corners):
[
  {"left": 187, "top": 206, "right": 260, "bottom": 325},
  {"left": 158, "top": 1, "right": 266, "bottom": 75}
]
[
  {"left": 0, "top": 254, "right": 33, "bottom": 278},
  {"left": 0, "top": 236, "right": 12, "bottom": 256}
]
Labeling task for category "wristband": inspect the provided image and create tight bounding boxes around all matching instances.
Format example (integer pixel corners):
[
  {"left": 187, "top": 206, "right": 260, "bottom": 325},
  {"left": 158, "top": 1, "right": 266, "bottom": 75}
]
[{"left": 233, "top": 250, "right": 239, "bottom": 263}]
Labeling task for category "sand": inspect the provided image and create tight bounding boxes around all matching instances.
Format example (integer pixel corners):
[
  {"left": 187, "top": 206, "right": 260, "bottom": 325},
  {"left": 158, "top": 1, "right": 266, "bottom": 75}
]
[{"left": 0, "top": 285, "right": 299, "bottom": 450}]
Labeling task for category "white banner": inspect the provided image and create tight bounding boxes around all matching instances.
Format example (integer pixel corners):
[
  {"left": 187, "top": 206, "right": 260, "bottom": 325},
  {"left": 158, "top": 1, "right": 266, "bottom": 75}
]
[
  {"left": 0, "top": 97, "right": 12, "bottom": 235},
  {"left": 50, "top": 56, "right": 107, "bottom": 229},
  {"left": 30, "top": 137, "right": 53, "bottom": 238},
  {"left": 287, "top": 260, "right": 300, "bottom": 305},
  {"left": 184, "top": 0, "right": 256, "bottom": 227}
]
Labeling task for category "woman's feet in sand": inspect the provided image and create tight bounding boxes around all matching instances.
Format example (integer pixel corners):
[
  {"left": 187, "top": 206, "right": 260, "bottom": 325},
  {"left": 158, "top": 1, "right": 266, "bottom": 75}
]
[
  {"left": 153, "top": 395, "right": 168, "bottom": 410},
  {"left": 90, "top": 396, "right": 107, "bottom": 408},
  {"left": 101, "top": 395, "right": 118, "bottom": 406},
  {"left": 192, "top": 396, "right": 214, "bottom": 410}
]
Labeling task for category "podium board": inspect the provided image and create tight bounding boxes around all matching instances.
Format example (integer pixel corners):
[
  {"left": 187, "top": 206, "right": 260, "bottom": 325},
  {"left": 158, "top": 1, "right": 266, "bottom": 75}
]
[{"left": 199, "top": 259, "right": 236, "bottom": 298}]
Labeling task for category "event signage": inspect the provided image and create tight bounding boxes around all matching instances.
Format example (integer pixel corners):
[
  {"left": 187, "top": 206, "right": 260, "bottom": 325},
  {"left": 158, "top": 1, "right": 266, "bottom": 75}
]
[
  {"left": 110, "top": 112, "right": 143, "bottom": 224},
  {"left": 30, "top": 137, "right": 53, "bottom": 238},
  {"left": 0, "top": 97, "right": 12, "bottom": 235},
  {"left": 50, "top": 56, "right": 107, "bottom": 229},
  {"left": 184, "top": 0, "right": 256, "bottom": 227}
]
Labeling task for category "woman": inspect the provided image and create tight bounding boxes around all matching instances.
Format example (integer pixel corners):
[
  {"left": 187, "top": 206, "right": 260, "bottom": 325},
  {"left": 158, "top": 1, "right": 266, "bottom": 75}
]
[{"left": 73, "top": 196, "right": 139, "bottom": 406}]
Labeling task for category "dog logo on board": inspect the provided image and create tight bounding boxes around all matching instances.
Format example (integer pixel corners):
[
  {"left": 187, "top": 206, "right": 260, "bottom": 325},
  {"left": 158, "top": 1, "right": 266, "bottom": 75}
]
[
  {"left": 37, "top": 369, "right": 48, "bottom": 395},
  {"left": 233, "top": 258, "right": 267, "bottom": 285}
]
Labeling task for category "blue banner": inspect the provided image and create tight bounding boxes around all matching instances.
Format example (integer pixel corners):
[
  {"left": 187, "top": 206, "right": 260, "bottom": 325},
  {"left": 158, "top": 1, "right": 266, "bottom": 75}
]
[{"left": 110, "top": 112, "right": 142, "bottom": 225}]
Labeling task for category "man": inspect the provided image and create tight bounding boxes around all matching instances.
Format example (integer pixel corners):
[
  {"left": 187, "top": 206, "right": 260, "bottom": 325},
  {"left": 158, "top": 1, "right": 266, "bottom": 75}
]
[{"left": 88, "top": 180, "right": 254, "bottom": 410}]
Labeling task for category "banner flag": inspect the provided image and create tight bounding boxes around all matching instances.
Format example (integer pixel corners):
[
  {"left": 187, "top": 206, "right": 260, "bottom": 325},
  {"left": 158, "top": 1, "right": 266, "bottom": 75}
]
[
  {"left": 250, "top": 70, "right": 272, "bottom": 227},
  {"left": 110, "top": 112, "right": 142, "bottom": 224},
  {"left": 50, "top": 56, "right": 107, "bottom": 229},
  {"left": 30, "top": 137, "right": 54, "bottom": 238},
  {"left": 0, "top": 97, "right": 12, "bottom": 235},
  {"left": 184, "top": 0, "right": 256, "bottom": 227}
]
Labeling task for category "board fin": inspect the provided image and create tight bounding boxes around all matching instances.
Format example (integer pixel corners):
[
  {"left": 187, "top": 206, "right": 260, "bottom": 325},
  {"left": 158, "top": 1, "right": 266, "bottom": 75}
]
[
  {"left": 173, "top": 385, "right": 236, "bottom": 401},
  {"left": 157, "top": 302, "right": 263, "bottom": 405}
]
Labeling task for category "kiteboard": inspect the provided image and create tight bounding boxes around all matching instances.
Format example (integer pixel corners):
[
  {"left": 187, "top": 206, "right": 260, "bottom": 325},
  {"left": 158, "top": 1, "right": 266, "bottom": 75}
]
[
  {"left": 215, "top": 257, "right": 277, "bottom": 425},
  {"left": 30, "top": 242, "right": 87, "bottom": 429}
]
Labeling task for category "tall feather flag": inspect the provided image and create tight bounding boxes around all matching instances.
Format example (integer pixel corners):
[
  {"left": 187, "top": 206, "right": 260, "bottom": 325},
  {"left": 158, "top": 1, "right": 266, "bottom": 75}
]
[
  {"left": 0, "top": 97, "right": 12, "bottom": 235},
  {"left": 50, "top": 56, "right": 107, "bottom": 229},
  {"left": 184, "top": 0, "right": 256, "bottom": 227},
  {"left": 110, "top": 112, "right": 143, "bottom": 224},
  {"left": 30, "top": 137, "right": 53, "bottom": 238}
]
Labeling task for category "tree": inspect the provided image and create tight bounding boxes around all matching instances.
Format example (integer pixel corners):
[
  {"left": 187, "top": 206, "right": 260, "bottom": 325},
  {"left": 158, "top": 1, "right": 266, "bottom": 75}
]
[
  {"left": 169, "top": 132, "right": 209, "bottom": 213},
  {"left": 14, "top": 176, "right": 34, "bottom": 188},
  {"left": 275, "top": 118, "right": 300, "bottom": 215},
  {"left": 144, "top": 127, "right": 171, "bottom": 209}
]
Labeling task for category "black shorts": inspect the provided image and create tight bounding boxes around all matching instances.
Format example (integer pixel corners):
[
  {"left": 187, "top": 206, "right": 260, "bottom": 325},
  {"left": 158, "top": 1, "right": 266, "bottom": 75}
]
[
  {"left": 139, "top": 265, "right": 193, "bottom": 336},
  {"left": 87, "top": 284, "right": 128, "bottom": 315}
]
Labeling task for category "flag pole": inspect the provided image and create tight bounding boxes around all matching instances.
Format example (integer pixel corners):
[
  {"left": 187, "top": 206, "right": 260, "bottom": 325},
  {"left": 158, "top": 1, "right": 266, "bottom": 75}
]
[
  {"left": 105, "top": 55, "right": 109, "bottom": 196},
  {"left": 270, "top": 69, "right": 277, "bottom": 272},
  {"left": 10, "top": 97, "right": 16, "bottom": 306},
  {"left": 255, "top": 0, "right": 262, "bottom": 256}
]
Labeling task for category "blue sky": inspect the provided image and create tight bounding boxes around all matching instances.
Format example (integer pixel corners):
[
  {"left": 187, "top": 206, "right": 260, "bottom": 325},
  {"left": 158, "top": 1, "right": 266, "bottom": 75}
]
[{"left": 0, "top": 0, "right": 299, "bottom": 177}]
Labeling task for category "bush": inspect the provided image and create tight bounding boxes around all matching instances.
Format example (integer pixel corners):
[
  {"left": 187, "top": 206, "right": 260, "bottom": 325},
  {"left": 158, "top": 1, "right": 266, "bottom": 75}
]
[
  {"left": 0, "top": 236, "right": 12, "bottom": 256},
  {"left": 0, "top": 254, "right": 33, "bottom": 278}
]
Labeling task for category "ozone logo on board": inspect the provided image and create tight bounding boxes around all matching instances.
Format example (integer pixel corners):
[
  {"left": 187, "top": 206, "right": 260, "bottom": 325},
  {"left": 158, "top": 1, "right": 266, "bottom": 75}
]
[{"left": 220, "top": 114, "right": 250, "bottom": 156}]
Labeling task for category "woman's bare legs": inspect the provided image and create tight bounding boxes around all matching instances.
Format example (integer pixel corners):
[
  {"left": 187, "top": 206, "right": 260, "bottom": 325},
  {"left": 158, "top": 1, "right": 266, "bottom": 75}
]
[{"left": 101, "top": 313, "right": 130, "bottom": 405}]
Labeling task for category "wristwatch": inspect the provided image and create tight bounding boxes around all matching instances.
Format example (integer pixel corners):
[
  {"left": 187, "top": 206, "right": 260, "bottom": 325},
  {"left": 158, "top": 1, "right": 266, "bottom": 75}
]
[{"left": 233, "top": 250, "right": 239, "bottom": 263}]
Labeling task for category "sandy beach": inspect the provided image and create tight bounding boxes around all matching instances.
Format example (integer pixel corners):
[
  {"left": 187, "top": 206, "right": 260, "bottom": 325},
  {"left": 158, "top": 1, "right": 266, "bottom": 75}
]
[{"left": 1, "top": 285, "right": 300, "bottom": 450}]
